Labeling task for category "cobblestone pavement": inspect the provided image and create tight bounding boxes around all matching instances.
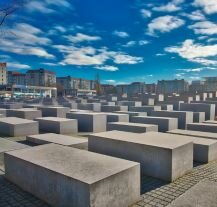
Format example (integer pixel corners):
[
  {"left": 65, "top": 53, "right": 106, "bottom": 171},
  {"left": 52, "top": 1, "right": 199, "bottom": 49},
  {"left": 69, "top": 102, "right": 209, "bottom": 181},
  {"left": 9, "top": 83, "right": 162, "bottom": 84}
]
[{"left": 1, "top": 137, "right": 217, "bottom": 207}]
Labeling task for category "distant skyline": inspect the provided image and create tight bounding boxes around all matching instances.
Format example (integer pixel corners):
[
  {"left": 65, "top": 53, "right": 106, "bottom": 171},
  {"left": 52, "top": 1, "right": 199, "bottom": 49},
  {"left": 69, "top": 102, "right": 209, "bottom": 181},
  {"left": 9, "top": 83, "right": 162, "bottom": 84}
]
[{"left": 0, "top": 0, "right": 217, "bottom": 84}]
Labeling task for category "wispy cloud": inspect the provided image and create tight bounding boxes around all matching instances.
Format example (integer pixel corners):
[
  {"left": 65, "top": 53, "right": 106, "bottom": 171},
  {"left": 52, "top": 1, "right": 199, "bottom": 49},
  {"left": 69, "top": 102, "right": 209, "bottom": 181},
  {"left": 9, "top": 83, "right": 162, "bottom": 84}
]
[
  {"left": 152, "top": 0, "right": 185, "bottom": 12},
  {"left": 140, "top": 9, "right": 152, "bottom": 18},
  {"left": 189, "top": 21, "right": 217, "bottom": 35},
  {"left": 65, "top": 33, "right": 101, "bottom": 43},
  {"left": 113, "top": 30, "right": 129, "bottom": 38},
  {"left": 95, "top": 65, "right": 119, "bottom": 71}
]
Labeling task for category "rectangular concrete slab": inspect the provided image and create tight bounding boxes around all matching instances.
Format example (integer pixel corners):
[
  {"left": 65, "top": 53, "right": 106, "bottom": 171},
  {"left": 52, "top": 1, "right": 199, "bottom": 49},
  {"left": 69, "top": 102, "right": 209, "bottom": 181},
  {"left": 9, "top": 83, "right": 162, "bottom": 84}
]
[
  {"left": 150, "top": 110, "right": 193, "bottom": 129},
  {"left": 187, "top": 123, "right": 217, "bottom": 133},
  {"left": 26, "top": 133, "right": 87, "bottom": 150},
  {"left": 131, "top": 116, "right": 178, "bottom": 132},
  {"left": 165, "top": 132, "right": 217, "bottom": 163},
  {"left": 4, "top": 144, "right": 140, "bottom": 207},
  {"left": 35, "top": 117, "right": 78, "bottom": 134},
  {"left": 89, "top": 131, "right": 193, "bottom": 181},
  {"left": 129, "top": 106, "right": 161, "bottom": 115},
  {"left": 39, "top": 106, "right": 70, "bottom": 118},
  {"left": 104, "top": 113, "right": 129, "bottom": 123},
  {"left": 107, "top": 122, "right": 158, "bottom": 133},
  {"left": 0, "top": 117, "right": 39, "bottom": 137},
  {"left": 167, "top": 129, "right": 217, "bottom": 140},
  {"left": 193, "top": 112, "right": 205, "bottom": 123},
  {"left": 7, "top": 108, "right": 42, "bottom": 120},
  {"left": 66, "top": 112, "right": 106, "bottom": 132},
  {"left": 168, "top": 181, "right": 217, "bottom": 207}
]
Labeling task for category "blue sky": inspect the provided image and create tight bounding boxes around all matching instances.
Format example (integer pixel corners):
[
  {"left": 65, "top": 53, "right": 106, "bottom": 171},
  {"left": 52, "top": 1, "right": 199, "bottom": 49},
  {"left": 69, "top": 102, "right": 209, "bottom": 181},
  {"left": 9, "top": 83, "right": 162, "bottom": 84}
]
[{"left": 0, "top": 0, "right": 217, "bottom": 84}]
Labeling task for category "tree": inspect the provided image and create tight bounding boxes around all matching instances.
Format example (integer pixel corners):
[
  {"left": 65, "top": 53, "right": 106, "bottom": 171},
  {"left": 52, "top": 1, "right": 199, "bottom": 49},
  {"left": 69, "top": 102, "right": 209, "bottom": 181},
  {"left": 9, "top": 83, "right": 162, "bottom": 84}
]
[{"left": 0, "top": 0, "right": 24, "bottom": 27}]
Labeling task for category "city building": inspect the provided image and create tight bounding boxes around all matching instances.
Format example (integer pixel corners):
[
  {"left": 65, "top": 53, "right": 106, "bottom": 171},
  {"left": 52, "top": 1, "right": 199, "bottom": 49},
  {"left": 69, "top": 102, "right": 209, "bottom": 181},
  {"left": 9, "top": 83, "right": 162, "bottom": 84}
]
[
  {"left": 145, "top": 83, "right": 157, "bottom": 93},
  {"left": 26, "top": 68, "right": 56, "bottom": 87},
  {"left": 116, "top": 84, "right": 128, "bottom": 95},
  {"left": 127, "top": 82, "right": 146, "bottom": 96},
  {"left": 0, "top": 63, "right": 7, "bottom": 85},
  {"left": 56, "top": 76, "right": 96, "bottom": 96},
  {"left": 204, "top": 77, "right": 217, "bottom": 92},
  {"left": 101, "top": 84, "right": 116, "bottom": 94},
  {"left": 7, "top": 71, "right": 26, "bottom": 86},
  {"left": 189, "top": 80, "right": 205, "bottom": 93},
  {"left": 157, "top": 79, "right": 189, "bottom": 94}
]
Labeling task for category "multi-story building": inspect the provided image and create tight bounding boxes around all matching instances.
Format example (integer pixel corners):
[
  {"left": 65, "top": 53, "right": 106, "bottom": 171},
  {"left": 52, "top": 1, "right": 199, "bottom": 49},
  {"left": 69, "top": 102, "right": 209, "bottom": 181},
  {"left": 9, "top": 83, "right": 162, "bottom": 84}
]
[
  {"left": 189, "top": 80, "right": 205, "bottom": 93},
  {"left": 7, "top": 71, "right": 26, "bottom": 86},
  {"left": 116, "top": 84, "right": 128, "bottom": 95},
  {"left": 0, "top": 63, "right": 7, "bottom": 85},
  {"left": 157, "top": 79, "right": 189, "bottom": 94},
  {"left": 101, "top": 84, "right": 116, "bottom": 94},
  {"left": 127, "top": 82, "right": 146, "bottom": 96},
  {"left": 204, "top": 77, "right": 217, "bottom": 92},
  {"left": 26, "top": 68, "right": 56, "bottom": 87},
  {"left": 145, "top": 83, "right": 157, "bottom": 93},
  {"left": 57, "top": 76, "right": 95, "bottom": 96}
]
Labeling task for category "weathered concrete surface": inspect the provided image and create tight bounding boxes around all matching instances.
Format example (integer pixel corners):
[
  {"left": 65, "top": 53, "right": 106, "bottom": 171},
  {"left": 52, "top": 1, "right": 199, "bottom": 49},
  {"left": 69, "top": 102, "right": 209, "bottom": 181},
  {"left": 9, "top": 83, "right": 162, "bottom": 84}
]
[
  {"left": 107, "top": 122, "right": 158, "bottom": 133},
  {"left": 187, "top": 123, "right": 217, "bottom": 133},
  {"left": 7, "top": 108, "right": 42, "bottom": 120},
  {"left": 0, "top": 103, "right": 23, "bottom": 109},
  {"left": 66, "top": 112, "right": 107, "bottom": 132},
  {"left": 168, "top": 181, "right": 217, "bottom": 207},
  {"left": 27, "top": 133, "right": 87, "bottom": 150},
  {"left": 35, "top": 117, "right": 78, "bottom": 134},
  {"left": 0, "top": 117, "right": 39, "bottom": 137},
  {"left": 131, "top": 116, "right": 178, "bottom": 132},
  {"left": 101, "top": 105, "right": 128, "bottom": 112},
  {"left": 0, "top": 109, "right": 7, "bottom": 117},
  {"left": 89, "top": 131, "right": 193, "bottom": 181},
  {"left": 5, "top": 144, "right": 140, "bottom": 207},
  {"left": 150, "top": 110, "right": 193, "bottom": 129},
  {"left": 118, "top": 101, "right": 142, "bottom": 107}
]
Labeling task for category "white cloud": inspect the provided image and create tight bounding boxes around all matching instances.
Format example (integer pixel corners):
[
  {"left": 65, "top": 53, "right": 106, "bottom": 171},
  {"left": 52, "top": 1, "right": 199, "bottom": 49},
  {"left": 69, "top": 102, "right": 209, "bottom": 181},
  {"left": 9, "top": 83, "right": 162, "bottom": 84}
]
[
  {"left": 147, "top": 16, "right": 185, "bottom": 36},
  {"left": 26, "top": 0, "right": 71, "bottom": 13},
  {"left": 65, "top": 33, "right": 101, "bottom": 43},
  {"left": 156, "top": 53, "right": 166, "bottom": 56},
  {"left": 0, "top": 23, "right": 54, "bottom": 59},
  {"left": 7, "top": 62, "right": 31, "bottom": 70},
  {"left": 123, "top": 40, "right": 149, "bottom": 47},
  {"left": 54, "top": 45, "right": 143, "bottom": 66},
  {"left": 152, "top": 0, "right": 185, "bottom": 12},
  {"left": 95, "top": 65, "right": 119, "bottom": 71},
  {"left": 165, "top": 39, "right": 217, "bottom": 66},
  {"left": 42, "top": 63, "right": 59, "bottom": 66},
  {"left": 140, "top": 9, "right": 152, "bottom": 18},
  {"left": 189, "top": 21, "right": 217, "bottom": 35},
  {"left": 193, "top": 0, "right": 217, "bottom": 14},
  {"left": 113, "top": 30, "right": 129, "bottom": 38},
  {"left": 54, "top": 26, "right": 66, "bottom": 33},
  {"left": 177, "top": 67, "right": 217, "bottom": 72},
  {"left": 207, "top": 38, "right": 217, "bottom": 43},
  {"left": 182, "top": 10, "right": 206, "bottom": 21}
]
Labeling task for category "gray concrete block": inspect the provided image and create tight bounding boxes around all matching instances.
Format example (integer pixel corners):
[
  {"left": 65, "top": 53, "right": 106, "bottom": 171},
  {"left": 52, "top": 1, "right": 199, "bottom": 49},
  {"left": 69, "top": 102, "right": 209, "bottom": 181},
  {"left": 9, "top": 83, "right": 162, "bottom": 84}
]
[
  {"left": 166, "top": 131, "right": 217, "bottom": 163},
  {"left": 27, "top": 133, "right": 87, "bottom": 150},
  {"left": 39, "top": 106, "right": 70, "bottom": 118},
  {"left": 167, "top": 129, "right": 217, "bottom": 140},
  {"left": 113, "top": 111, "right": 147, "bottom": 121},
  {"left": 0, "top": 117, "right": 39, "bottom": 137},
  {"left": 107, "top": 122, "right": 158, "bottom": 133},
  {"left": 193, "top": 112, "right": 205, "bottom": 123},
  {"left": 66, "top": 112, "right": 106, "bottom": 132},
  {"left": 187, "top": 123, "right": 217, "bottom": 133},
  {"left": 0, "top": 139, "right": 28, "bottom": 154},
  {"left": 101, "top": 105, "right": 128, "bottom": 112},
  {"left": 150, "top": 110, "right": 193, "bottom": 129},
  {"left": 5, "top": 144, "right": 140, "bottom": 207},
  {"left": 168, "top": 181, "right": 217, "bottom": 207},
  {"left": 118, "top": 101, "right": 142, "bottom": 107},
  {"left": 129, "top": 106, "right": 161, "bottom": 115},
  {"left": 77, "top": 103, "right": 101, "bottom": 112},
  {"left": 131, "top": 116, "right": 178, "bottom": 132},
  {"left": 180, "top": 103, "right": 215, "bottom": 120},
  {"left": 7, "top": 108, "right": 42, "bottom": 120},
  {"left": 0, "top": 103, "right": 23, "bottom": 109},
  {"left": 0, "top": 109, "right": 6, "bottom": 117},
  {"left": 35, "top": 117, "right": 78, "bottom": 134},
  {"left": 104, "top": 113, "right": 129, "bottom": 123},
  {"left": 89, "top": 131, "right": 193, "bottom": 181}
]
